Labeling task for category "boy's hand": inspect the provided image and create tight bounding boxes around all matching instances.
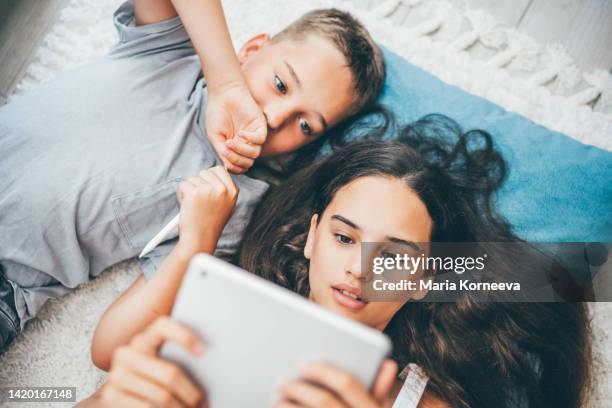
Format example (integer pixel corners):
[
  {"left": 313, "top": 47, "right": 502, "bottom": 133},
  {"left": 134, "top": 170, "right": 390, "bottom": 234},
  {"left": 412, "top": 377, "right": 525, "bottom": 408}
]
[
  {"left": 206, "top": 83, "right": 267, "bottom": 174},
  {"left": 176, "top": 166, "right": 239, "bottom": 254}
]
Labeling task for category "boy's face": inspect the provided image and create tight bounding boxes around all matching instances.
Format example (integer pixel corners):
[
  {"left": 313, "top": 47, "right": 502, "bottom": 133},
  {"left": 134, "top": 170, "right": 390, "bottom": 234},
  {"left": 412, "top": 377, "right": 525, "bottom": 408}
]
[{"left": 238, "top": 33, "right": 356, "bottom": 157}]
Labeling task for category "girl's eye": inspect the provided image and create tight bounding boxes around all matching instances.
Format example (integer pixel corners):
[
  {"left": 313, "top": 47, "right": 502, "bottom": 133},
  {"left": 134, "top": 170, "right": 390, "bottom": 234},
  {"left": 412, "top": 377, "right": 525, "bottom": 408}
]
[
  {"left": 274, "top": 75, "right": 287, "bottom": 94},
  {"left": 335, "top": 233, "right": 354, "bottom": 245},
  {"left": 382, "top": 251, "right": 397, "bottom": 259},
  {"left": 300, "top": 118, "right": 313, "bottom": 136}
]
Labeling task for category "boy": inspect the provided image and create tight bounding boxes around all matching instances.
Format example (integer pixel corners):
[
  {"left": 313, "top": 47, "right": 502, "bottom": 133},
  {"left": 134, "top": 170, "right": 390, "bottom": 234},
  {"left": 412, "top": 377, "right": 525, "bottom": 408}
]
[{"left": 0, "top": 0, "right": 385, "bottom": 352}]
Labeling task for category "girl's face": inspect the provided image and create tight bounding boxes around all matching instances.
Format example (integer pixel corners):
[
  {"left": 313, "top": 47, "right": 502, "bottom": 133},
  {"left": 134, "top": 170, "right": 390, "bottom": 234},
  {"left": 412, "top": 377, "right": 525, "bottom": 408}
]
[{"left": 304, "top": 176, "right": 433, "bottom": 330}]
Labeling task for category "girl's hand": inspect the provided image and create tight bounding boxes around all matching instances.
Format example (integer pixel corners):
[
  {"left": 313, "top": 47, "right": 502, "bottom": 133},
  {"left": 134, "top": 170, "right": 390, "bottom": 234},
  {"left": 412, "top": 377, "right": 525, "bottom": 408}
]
[
  {"left": 97, "top": 317, "right": 204, "bottom": 408},
  {"left": 276, "top": 360, "right": 398, "bottom": 408},
  {"left": 176, "top": 166, "right": 239, "bottom": 254},
  {"left": 206, "top": 83, "right": 267, "bottom": 174}
]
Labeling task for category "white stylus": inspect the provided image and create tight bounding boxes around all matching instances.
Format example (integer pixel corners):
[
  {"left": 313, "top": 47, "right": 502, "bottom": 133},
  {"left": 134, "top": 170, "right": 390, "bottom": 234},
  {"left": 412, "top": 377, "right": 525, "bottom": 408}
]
[
  {"left": 138, "top": 161, "right": 232, "bottom": 258},
  {"left": 139, "top": 213, "right": 180, "bottom": 258}
]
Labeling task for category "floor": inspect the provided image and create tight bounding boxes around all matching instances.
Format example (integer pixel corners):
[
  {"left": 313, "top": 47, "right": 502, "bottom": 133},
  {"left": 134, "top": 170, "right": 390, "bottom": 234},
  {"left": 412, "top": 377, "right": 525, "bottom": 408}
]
[
  {"left": 0, "top": 0, "right": 67, "bottom": 104},
  {"left": 458, "top": 0, "right": 612, "bottom": 72},
  {"left": 354, "top": 0, "right": 612, "bottom": 73},
  {"left": 0, "top": 0, "right": 611, "bottom": 105}
]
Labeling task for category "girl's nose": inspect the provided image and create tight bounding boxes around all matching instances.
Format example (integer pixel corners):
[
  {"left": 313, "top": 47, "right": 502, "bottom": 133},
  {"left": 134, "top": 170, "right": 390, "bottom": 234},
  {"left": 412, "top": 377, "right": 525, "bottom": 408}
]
[{"left": 346, "top": 247, "right": 363, "bottom": 280}]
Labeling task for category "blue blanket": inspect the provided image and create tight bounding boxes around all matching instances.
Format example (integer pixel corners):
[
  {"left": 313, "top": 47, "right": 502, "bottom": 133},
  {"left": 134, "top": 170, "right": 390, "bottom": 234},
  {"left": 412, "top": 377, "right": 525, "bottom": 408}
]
[{"left": 366, "top": 48, "right": 612, "bottom": 243}]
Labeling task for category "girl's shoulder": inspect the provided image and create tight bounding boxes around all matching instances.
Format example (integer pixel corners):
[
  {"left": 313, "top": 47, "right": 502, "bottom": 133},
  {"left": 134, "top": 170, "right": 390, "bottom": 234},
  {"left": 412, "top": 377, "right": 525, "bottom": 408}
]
[
  {"left": 390, "top": 363, "right": 452, "bottom": 408},
  {"left": 391, "top": 363, "right": 428, "bottom": 408}
]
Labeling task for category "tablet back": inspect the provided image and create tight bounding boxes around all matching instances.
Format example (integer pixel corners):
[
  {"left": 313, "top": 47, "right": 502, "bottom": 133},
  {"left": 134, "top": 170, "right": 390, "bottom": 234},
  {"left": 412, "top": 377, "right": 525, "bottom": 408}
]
[{"left": 161, "top": 254, "right": 392, "bottom": 407}]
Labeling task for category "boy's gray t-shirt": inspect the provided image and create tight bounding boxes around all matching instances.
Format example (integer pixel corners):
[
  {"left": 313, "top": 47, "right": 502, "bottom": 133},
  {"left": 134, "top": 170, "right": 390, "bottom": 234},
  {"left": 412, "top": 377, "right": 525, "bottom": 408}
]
[{"left": 0, "top": 1, "right": 268, "bottom": 328}]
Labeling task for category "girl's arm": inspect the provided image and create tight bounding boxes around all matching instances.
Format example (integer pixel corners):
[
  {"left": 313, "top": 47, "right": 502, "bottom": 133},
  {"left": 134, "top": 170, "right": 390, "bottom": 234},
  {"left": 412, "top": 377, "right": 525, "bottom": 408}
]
[
  {"left": 91, "top": 246, "right": 198, "bottom": 370},
  {"left": 133, "top": 0, "right": 266, "bottom": 173},
  {"left": 92, "top": 166, "right": 238, "bottom": 371}
]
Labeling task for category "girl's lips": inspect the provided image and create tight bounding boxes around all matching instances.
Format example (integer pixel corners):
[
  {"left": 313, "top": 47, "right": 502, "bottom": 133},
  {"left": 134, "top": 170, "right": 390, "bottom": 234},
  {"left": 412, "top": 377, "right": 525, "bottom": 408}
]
[{"left": 332, "top": 287, "right": 368, "bottom": 311}]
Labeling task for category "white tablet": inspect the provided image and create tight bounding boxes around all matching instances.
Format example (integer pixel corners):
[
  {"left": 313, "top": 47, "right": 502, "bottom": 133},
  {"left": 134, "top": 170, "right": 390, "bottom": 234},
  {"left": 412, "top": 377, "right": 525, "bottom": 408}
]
[{"left": 161, "top": 253, "right": 392, "bottom": 407}]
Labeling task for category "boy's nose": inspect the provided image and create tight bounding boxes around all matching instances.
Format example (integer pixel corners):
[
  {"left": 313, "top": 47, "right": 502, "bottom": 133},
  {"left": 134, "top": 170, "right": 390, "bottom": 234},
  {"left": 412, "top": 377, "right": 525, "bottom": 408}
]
[
  {"left": 263, "top": 104, "right": 291, "bottom": 131},
  {"left": 262, "top": 112, "right": 276, "bottom": 135}
]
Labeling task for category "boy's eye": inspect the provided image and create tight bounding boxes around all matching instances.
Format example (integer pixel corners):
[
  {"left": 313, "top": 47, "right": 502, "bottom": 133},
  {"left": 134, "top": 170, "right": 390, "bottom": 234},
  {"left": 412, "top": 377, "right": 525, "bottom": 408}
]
[
  {"left": 274, "top": 75, "right": 287, "bottom": 94},
  {"left": 300, "top": 118, "right": 313, "bottom": 136},
  {"left": 335, "top": 233, "right": 354, "bottom": 245}
]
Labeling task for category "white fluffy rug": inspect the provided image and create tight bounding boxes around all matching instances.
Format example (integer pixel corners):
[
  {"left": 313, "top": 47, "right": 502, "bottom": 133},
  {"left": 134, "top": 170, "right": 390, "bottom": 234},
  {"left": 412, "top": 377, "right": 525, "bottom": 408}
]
[{"left": 1, "top": 0, "right": 611, "bottom": 406}]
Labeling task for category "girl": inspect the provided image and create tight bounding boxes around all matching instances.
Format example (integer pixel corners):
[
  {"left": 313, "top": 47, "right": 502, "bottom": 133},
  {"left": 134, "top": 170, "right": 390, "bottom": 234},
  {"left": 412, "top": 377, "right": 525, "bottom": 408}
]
[{"left": 82, "top": 115, "right": 591, "bottom": 407}]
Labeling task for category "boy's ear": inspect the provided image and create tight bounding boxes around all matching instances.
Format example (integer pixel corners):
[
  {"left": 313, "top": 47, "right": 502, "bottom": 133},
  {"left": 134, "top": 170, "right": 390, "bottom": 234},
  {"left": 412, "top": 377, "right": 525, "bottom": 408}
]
[
  {"left": 303, "top": 214, "right": 319, "bottom": 260},
  {"left": 237, "top": 33, "right": 271, "bottom": 64}
]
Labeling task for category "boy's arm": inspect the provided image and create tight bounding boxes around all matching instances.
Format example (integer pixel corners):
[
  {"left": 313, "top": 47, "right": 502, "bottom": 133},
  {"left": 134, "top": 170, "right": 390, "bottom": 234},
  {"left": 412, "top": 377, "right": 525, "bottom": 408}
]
[
  {"left": 133, "top": 0, "right": 178, "bottom": 25},
  {"left": 171, "top": 0, "right": 267, "bottom": 173},
  {"left": 133, "top": 0, "right": 266, "bottom": 173},
  {"left": 134, "top": 0, "right": 240, "bottom": 86}
]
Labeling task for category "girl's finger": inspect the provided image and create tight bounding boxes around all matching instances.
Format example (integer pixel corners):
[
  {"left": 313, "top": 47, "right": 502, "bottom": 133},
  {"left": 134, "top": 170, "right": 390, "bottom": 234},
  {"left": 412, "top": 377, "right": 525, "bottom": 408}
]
[
  {"left": 100, "top": 385, "right": 152, "bottom": 408},
  {"left": 301, "top": 363, "right": 375, "bottom": 408},
  {"left": 372, "top": 359, "right": 398, "bottom": 403},
  {"left": 222, "top": 158, "right": 244, "bottom": 174},
  {"left": 226, "top": 138, "right": 260, "bottom": 160},
  {"left": 177, "top": 179, "right": 198, "bottom": 204},
  {"left": 109, "top": 365, "right": 183, "bottom": 408},
  {"left": 278, "top": 380, "right": 346, "bottom": 408},
  {"left": 190, "top": 174, "right": 209, "bottom": 188},
  {"left": 209, "top": 166, "right": 238, "bottom": 197},
  {"left": 273, "top": 401, "right": 304, "bottom": 408},
  {"left": 198, "top": 168, "right": 227, "bottom": 195},
  {"left": 184, "top": 177, "right": 201, "bottom": 188},
  {"left": 113, "top": 346, "right": 203, "bottom": 407},
  {"left": 130, "top": 316, "right": 204, "bottom": 356}
]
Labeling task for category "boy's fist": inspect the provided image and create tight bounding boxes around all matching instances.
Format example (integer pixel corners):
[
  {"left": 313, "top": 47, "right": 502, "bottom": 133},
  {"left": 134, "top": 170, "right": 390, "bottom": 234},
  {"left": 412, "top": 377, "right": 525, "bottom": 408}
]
[
  {"left": 176, "top": 166, "right": 239, "bottom": 254},
  {"left": 205, "top": 83, "right": 267, "bottom": 174}
]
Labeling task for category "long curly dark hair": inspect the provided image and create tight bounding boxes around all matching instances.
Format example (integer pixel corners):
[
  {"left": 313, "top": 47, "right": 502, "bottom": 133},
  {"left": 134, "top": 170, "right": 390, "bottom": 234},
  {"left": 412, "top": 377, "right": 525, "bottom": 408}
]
[{"left": 239, "top": 114, "right": 592, "bottom": 408}]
